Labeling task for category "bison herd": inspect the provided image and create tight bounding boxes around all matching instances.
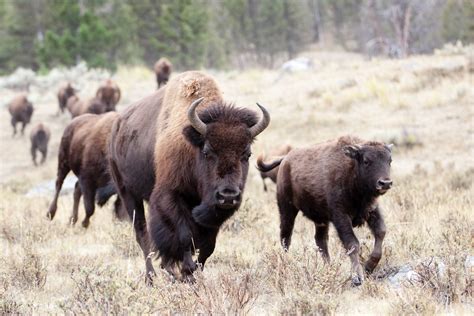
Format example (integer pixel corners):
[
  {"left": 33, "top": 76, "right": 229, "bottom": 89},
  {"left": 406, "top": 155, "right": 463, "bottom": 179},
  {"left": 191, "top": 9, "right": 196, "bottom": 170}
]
[{"left": 5, "top": 58, "right": 394, "bottom": 286}]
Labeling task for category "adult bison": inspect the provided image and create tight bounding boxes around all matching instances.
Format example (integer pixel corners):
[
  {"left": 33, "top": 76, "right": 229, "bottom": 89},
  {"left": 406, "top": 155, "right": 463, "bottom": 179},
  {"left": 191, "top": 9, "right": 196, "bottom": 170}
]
[
  {"left": 154, "top": 57, "right": 172, "bottom": 88},
  {"left": 57, "top": 82, "right": 77, "bottom": 114},
  {"left": 66, "top": 95, "right": 108, "bottom": 118},
  {"left": 30, "top": 123, "right": 51, "bottom": 166},
  {"left": 47, "top": 112, "right": 124, "bottom": 228},
  {"left": 257, "top": 144, "right": 292, "bottom": 191},
  {"left": 109, "top": 71, "right": 270, "bottom": 283},
  {"left": 96, "top": 79, "right": 121, "bottom": 111},
  {"left": 8, "top": 94, "right": 34, "bottom": 136},
  {"left": 257, "top": 136, "right": 393, "bottom": 286}
]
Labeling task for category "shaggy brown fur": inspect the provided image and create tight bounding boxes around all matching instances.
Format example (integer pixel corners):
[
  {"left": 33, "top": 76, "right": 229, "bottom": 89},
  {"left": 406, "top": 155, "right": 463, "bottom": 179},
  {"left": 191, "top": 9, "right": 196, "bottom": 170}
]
[
  {"left": 257, "top": 144, "right": 292, "bottom": 191},
  {"left": 30, "top": 123, "right": 51, "bottom": 166},
  {"left": 96, "top": 79, "right": 121, "bottom": 111},
  {"left": 8, "top": 94, "right": 34, "bottom": 136},
  {"left": 66, "top": 95, "right": 108, "bottom": 118},
  {"left": 47, "top": 112, "right": 125, "bottom": 228},
  {"left": 109, "top": 71, "right": 270, "bottom": 284},
  {"left": 57, "top": 82, "right": 76, "bottom": 114},
  {"left": 257, "top": 136, "right": 393, "bottom": 286},
  {"left": 154, "top": 58, "right": 172, "bottom": 88}
]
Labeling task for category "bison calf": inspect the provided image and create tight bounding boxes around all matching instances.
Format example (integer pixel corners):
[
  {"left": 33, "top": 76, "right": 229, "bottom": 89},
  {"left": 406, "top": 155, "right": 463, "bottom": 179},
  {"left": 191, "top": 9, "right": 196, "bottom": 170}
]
[
  {"left": 8, "top": 94, "right": 34, "bottom": 136},
  {"left": 257, "top": 136, "right": 393, "bottom": 286},
  {"left": 30, "top": 123, "right": 51, "bottom": 166},
  {"left": 47, "top": 112, "right": 124, "bottom": 228},
  {"left": 57, "top": 82, "right": 77, "bottom": 115},
  {"left": 154, "top": 57, "right": 172, "bottom": 88},
  {"left": 257, "top": 144, "right": 292, "bottom": 191}
]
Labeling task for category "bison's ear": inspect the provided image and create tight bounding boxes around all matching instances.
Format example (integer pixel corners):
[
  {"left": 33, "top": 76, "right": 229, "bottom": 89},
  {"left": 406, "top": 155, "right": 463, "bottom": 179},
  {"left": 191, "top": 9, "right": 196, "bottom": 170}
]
[
  {"left": 343, "top": 145, "right": 361, "bottom": 160},
  {"left": 385, "top": 143, "right": 394, "bottom": 152},
  {"left": 183, "top": 125, "right": 204, "bottom": 147}
]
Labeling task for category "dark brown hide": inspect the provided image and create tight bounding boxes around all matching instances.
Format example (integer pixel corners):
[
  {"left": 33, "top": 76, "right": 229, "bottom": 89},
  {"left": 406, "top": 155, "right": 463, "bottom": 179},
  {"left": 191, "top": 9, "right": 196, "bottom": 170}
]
[
  {"left": 47, "top": 112, "right": 125, "bottom": 228},
  {"left": 257, "top": 144, "right": 292, "bottom": 191},
  {"left": 96, "top": 79, "right": 121, "bottom": 111},
  {"left": 30, "top": 123, "right": 51, "bottom": 166},
  {"left": 8, "top": 94, "right": 34, "bottom": 136},
  {"left": 57, "top": 83, "right": 76, "bottom": 114},
  {"left": 109, "top": 71, "right": 269, "bottom": 283},
  {"left": 257, "top": 136, "right": 393, "bottom": 286},
  {"left": 154, "top": 58, "right": 172, "bottom": 88}
]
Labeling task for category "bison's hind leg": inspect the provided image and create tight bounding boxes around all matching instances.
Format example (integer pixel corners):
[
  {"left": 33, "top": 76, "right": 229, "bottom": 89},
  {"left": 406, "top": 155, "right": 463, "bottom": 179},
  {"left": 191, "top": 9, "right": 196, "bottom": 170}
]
[
  {"left": 80, "top": 181, "right": 96, "bottom": 228},
  {"left": 31, "top": 145, "right": 37, "bottom": 166},
  {"left": 277, "top": 163, "right": 298, "bottom": 250},
  {"left": 314, "top": 223, "right": 330, "bottom": 262},
  {"left": 70, "top": 181, "right": 82, "bottom": 225},
  {"left": 47, "top": 161, "right": 71, "bottom": 220}
]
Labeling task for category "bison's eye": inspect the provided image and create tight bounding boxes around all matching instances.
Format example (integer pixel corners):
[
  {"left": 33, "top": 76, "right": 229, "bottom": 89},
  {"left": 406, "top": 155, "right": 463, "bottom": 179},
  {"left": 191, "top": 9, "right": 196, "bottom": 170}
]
[{"left": 363, "top": 159, "right": 371, "bottom": 166}]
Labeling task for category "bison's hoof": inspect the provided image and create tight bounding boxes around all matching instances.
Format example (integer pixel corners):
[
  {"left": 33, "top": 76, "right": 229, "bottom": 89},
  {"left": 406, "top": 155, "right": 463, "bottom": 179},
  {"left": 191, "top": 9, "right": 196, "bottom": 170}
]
[
  {"left": 182, "top": 274, "right": 196, "bottom": 284},
  {"left": 351, "top": 275, "right": 363, "bottom": 286},
  {"left": 81, "top": 220, "right": 90, "bottom": 228},
  {"left": 46, "top": 211, "right": 54, "bottom": 220}
]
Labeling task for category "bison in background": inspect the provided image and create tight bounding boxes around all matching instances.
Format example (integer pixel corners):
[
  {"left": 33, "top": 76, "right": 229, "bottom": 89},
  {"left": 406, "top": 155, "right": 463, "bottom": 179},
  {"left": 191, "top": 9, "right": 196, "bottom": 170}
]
[
  {"left": 257, "top": 144, "right": 292, "bottom": 191},
  {"left": 66, "top": 95, "right": 108, "bottom": 118},
  {"left": 8, "top": 94, "right": 34, "bottom": 136},
  {"left": 47, "top": 112, "right": 125, "bottom": 228},
  {"left": 109, "top": 71, "right": 270, "bottom": 284},
  {"left": 154, "top": 58, "right": 172, "bottom": 88},
  {"left": 57, "top": 83, "right": 77, "bottom": 115},
  {"left": 257, "top": 136, "right": 393, "bottom": 286},
  {"left": 30, "top": 123, "right": 51, "bottom": 166},
  {"left": 96, "top": 79, "right": 121, "bottom": 111}
]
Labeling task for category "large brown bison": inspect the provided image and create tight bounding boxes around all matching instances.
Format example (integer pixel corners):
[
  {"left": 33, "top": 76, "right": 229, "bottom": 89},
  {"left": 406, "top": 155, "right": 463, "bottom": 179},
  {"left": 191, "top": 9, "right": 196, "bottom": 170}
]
[
  {"left": 30, "top": 123, "right": 51, "bottom": 166},
  {"left": 47, "top": 112, "right": 124, "bottom": 228},
  {"left": 66, "top": 95, "right": 108, "bottom": 118},
  {"left": 257, "top": 144, "right": 292, "bottom": 191},
  {"left": 96, "top": 79, "right": 121, "bottom": 111},
  {"left": 257, "top": 136, "right": 393, "bottom": 286},
  {"left": 154, "top": 58, "right": 172, "bottom": 88},
  {"left": 109, "top": 71, "right": 270, "bottom": 283},
  {"left": 8, "top": 94, "right": 34, "bottom": 136},
  {"left": 57, "top": 82, "right": 77, "bottom": 114}
]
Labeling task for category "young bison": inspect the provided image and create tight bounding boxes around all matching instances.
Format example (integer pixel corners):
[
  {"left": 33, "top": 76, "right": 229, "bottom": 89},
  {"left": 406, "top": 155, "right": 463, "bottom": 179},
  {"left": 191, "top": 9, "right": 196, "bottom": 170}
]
[
  {"left": 47, "top": 112, "right": 124, "bottom": 228},
  {"left": 57, "top": 82, "right": 77, "bottom": 114},
  {"left": 8, "top": 94, "right": 34, "bottom": 136},
  {"left": 257, "top": 144, "right": 292, "bottom": 191},
  {"left": 30, "top": 123, "right": 51, "bottom": 166},
  {"left": 96, "top": 79, "right": 121, "bottom": 111},
  {"left": 257, "top": 136, "right": 393, "bottom": 286},
  {"left": 154, "top": 57, "right": 172, "bottom": 88}
]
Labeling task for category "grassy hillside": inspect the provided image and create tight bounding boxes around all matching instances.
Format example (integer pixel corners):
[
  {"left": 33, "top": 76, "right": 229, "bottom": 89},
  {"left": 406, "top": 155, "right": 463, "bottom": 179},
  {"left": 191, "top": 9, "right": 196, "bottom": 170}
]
[{"left": 1, "top": 48, "right": 473, "bottom": 314}]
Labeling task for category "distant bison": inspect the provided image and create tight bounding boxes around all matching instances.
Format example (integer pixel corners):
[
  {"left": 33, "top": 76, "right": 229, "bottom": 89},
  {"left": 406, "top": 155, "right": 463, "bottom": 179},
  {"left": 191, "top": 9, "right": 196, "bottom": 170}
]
[
  {"left": 30, "top": 123, "right": 51, "bottom": 166},
  {"left": 66, "top": 95, "right": 108, "bottom": 118},
  {"left": 257, "top": 144, "right": 292, "bottom": 191},
  {"left": 47, "top": 112, "right": 125, "bottom": 228},
  {"left": 57, "top": 83, "right": 77, "bottom": 114},
  {"left": 96, "top": 79, "right": 121, "bottom": 111},
  {"left": 8, "top": 94, "right": 34, "bottom": 136},
  {"left": 257, "top": 136, "right": 393, "bottom": 286},
  {"left": 109, "top": 71, "right": 270, "bottom": 283},
  {"left": 154, "top": 58, "right": 172, "bottom": 88}
]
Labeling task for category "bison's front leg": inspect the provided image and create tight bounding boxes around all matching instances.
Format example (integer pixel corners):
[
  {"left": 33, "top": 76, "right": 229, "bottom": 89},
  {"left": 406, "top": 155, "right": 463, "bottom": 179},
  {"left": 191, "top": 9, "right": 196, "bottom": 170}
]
[
  {"left": 150, "top": 191, "right": 197, "bottom": 283},
  {"left": 196, "top": 227, "right": 219, "bottom": 269},
  {"left": 332, "top": 210, "right": 364, "bottom": 286},
  {"left": 365, "top": 206, "right": 386, "bottom": 273}
]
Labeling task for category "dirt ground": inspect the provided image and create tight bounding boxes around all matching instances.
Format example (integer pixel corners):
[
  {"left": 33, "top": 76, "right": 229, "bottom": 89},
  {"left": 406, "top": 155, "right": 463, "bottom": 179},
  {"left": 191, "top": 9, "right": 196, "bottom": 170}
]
[{"left": 1, "top": 48, "right": 473, "bottom": 314}]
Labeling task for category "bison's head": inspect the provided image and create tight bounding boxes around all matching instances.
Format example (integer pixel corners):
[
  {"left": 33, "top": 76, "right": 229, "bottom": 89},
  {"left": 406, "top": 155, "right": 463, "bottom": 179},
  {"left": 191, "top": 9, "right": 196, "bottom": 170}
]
[
  {"left": 183, "top": 98, "right": 270, "bottom": 225},
  {"left": 343, "top": 142, "right": 393, "bottom": 196}
]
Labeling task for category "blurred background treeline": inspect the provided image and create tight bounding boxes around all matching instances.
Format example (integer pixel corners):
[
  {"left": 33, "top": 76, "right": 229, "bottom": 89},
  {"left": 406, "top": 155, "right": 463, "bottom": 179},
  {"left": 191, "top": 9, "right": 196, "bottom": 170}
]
[{"left": 0, "top": 0, "right": 472, "bottom": 74}]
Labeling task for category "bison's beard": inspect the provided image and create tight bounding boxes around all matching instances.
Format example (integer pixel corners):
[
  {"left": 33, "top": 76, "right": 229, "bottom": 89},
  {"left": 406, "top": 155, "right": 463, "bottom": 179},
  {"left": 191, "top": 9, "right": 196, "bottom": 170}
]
[{"left": 192, "top": 203, "right": 237, "bottom": 228}]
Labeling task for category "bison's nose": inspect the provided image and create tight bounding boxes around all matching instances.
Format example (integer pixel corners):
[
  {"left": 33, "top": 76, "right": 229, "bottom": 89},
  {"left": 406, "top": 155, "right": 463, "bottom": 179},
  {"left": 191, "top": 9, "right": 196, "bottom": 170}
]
[
  {"left": 216, "top": 188, "right": 241, "bottom": 208},
  {"left": 376, "top": 179, "right": 393, "bottom": 192}
]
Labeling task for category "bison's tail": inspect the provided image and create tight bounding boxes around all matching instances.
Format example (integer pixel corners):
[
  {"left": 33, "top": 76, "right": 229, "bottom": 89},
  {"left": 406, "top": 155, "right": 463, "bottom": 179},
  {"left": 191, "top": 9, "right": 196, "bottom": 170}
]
[
  {"left": 256, "top": 154, "right": 285, "bottom": 172},
  {"left": 95, "top": 182, "right": 117, "bottom": 207}
]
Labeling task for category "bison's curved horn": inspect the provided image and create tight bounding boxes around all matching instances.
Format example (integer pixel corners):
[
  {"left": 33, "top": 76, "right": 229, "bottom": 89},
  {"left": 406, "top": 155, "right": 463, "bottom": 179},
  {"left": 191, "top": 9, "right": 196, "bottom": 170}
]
[
  {"left": 249, "top": 103, "right": 270, "bottom": 137},
  {"left": 188, "top": 97, "right": 207, "bottom": 135}
]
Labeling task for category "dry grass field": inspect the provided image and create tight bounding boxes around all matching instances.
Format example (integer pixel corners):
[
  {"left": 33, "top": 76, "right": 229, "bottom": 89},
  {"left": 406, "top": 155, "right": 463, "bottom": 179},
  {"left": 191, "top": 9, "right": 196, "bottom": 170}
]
[{"left": 1, "top": 47, "right": 473, "bottom": 314}]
